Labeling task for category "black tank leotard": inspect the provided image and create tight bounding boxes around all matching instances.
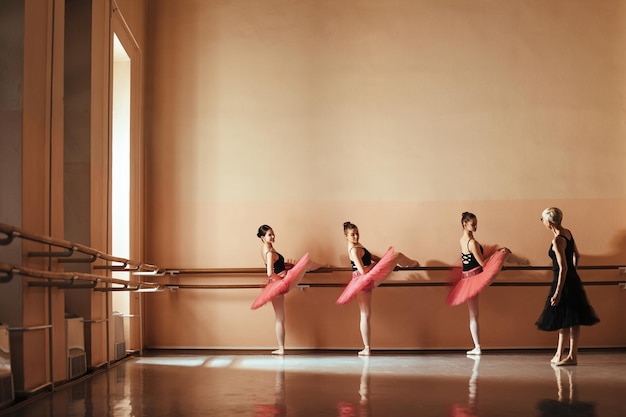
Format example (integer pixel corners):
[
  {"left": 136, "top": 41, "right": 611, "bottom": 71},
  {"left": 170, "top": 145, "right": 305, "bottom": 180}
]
[
  {"left": 350, "top": 246, "right": 372, "bottom": 271},
  {"left": 461, "top": 239, "right": 483, "bottom": 271},
  {"left": 266, "top": 251, "right": 286, "bottom": 274}
]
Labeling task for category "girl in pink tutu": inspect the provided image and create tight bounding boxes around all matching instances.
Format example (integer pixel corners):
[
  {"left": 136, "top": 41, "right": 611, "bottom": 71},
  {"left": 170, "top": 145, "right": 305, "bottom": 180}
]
[
  {"left": 449, "top": 212, "right": 527, "bottom": 355},
  {"left": 254, "top": 224, "right": 319, "bottom": 355},
  {"left": 340, "top": 221, "right": 420, "bottom": 356}
]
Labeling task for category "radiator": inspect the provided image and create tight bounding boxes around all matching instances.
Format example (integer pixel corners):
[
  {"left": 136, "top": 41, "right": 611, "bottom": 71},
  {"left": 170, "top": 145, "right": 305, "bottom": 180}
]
[
  {"left": 112, "top": 313, "right": 126, "bottom": 361},
  {"left": 0, "top": 324, "right": 14, "bottom": 408},
  {"left": 66, "top": 317, "right": 87, "bottom": 379}
]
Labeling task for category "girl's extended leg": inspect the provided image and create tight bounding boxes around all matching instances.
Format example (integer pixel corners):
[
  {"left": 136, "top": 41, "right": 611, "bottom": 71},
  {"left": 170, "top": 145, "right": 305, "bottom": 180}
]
[
  {"left": 271, "top": 296, "right": 285, "bottom": 355},
  {"left": 395, "top": 252, "right": 420, "bottom": 267},
  {"left": 466, "top": 296, "right": 481, "bottom": 355},
  {"left": 356, "top": 291, "right": 372, "bottom": 356}
]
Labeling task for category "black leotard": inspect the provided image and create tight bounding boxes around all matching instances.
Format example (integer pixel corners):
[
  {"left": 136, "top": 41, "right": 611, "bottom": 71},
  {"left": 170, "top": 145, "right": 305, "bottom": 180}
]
[
  {"left": 461, "top": 239, "right": 483, "bottom": 271},
  {"left": 350, "top": 246, "right": 372, "bottom": 271},
  {"left": 266, "top": 251, "right": 286, "bottom": 274}
]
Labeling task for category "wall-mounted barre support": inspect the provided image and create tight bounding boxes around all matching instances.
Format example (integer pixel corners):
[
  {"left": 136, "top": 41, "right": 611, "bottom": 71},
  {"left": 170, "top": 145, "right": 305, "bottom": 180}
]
[
  {"left": 0, "top": 230, "right": 14, "bottom": 245},
  {"left": 93, "top": 262, "right": 129, "bottom": 270},
  {"left": 57, "top": 252, "right": 99, "bottom": 263},
  {"left": 29, "top": 277, "right": 99, "bottom": 289},
  {"left": 28, "top": 246, "right": 75, "bottom": 258},
  {"left": 0, "top": 269, "right": 12, "bottom": 283}
]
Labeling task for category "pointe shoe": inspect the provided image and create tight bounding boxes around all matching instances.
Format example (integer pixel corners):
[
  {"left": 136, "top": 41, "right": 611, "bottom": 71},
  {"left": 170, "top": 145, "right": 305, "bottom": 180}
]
[
  {"left": 358, "top": 347, "right": 371, "bottom": 356},
  {"left": 466, "top": 347, "right": 482, "bottom": 356},
  {"left": 556, "top": 357, "right": 577, "bottom": 366}
]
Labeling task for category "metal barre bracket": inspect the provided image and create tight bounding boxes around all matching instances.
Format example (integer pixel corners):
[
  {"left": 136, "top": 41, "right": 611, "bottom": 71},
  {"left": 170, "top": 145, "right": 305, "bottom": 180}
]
[
  {"left": 0, "top": 231, "right": 14, "bottom": 246},
  {"left": 0, "top": 270, "right": 13, "bottom": 283},
  {"left": 57, "top": 253, "right": 99, "bottom": 263},
  {"left": 28, "top": 247, "right": 75, "bottom": 258},
  {"left": 28, "top": 277, "right": 99, "bottom": 289}
]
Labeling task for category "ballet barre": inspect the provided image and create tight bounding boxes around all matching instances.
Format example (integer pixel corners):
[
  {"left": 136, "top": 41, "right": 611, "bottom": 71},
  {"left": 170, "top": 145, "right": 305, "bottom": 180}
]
[
  {"left": 0, "top": 222, "right": 159, "bottom": 273},
  {"left": 0, "top": 262, "right": 162, "bottom": 292},
  {"left": 151, "top": 265, "right": 626, "bottom": 290},
  {"left": 161, "top": 280, "right": 626, "bottom": 290},
  {"left": 153, "top": 264, "right": 626, "bottom": 276}
]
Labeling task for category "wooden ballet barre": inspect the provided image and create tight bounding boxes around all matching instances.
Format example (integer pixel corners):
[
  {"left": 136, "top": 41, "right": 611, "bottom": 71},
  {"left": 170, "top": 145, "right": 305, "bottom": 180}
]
[
  {"left": 162, "top": 280, "right": 625, "bottom": 290},
  {"left": 7, "top": 324, "right": 52, "bottom": 332},
  {"left": 0, "top": 222, "right": 160, "bottom": 272},
  {"left": 160, "top": 267, "right": 337, "bottom": 275},
  {"left": 0, "top": 262, "right": 161, "bottom": 292},
  {"left": 158, "top": 264, "right": 625, "bottom": 276}
]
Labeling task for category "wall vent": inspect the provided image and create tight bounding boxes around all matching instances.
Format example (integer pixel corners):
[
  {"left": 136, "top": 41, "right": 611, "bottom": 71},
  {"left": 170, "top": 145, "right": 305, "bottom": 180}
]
[
  {"left": 112, "top": 313, "right": 127, "bottom": 360},
  {"left": 68, "top": 349, "right": 87, "bottom": 379},
  {"left": 66, "top": 316, "right": 87, "bottom": 379},
  {"left": 114, "top": 341, "right": 126, "bottom": 361},
  {"left": 0, "top": 324, "right": 13, "bottom": 408}
]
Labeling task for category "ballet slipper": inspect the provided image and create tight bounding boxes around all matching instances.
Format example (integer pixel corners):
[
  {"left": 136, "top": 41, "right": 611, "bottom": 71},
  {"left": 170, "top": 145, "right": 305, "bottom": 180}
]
[{"left": 466, "top": 347, "right": 482, "bottom": 356}]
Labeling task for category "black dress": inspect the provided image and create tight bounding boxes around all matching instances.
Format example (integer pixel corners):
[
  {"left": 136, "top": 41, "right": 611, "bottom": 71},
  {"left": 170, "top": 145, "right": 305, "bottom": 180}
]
[{"left": 535, "top": 235, "right": 600, "bottom": 331}]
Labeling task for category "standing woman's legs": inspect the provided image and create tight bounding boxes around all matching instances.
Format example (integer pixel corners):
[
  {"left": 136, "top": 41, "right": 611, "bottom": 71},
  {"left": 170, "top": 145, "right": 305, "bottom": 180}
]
[
  {"left": 551, "top": 329, "right": 566, "bottom": 364},
  {"left": 557, "top": 326, "right": 579, "bottom": 366},
  {"left": 271, "top": 295, "right": 285, "bottom": 355},
  {"left": 356, "top": 291, "right": 372, "bottom": 356},
  {"left": 570, "top": 325, "right": 580, "bottom": 360},
  {"left": 466, "top": 296, "right": 481, "bottom": 355}
]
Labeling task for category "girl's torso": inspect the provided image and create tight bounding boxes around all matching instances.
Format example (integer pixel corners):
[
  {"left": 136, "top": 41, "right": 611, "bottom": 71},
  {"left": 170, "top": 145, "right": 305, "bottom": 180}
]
[
  {"left": 263, "top": 247, "right": 286, "bottom": 274},
  {"left": 349, "top": 245, "right": 372, "bottom": 271},
  {"left": 460, "top": 237, "right": 483, "bottom": 271}
]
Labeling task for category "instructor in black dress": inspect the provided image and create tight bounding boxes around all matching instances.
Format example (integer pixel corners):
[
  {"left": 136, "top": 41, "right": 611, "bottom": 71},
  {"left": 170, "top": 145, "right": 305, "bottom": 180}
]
[{"left": 536, "top": 207, "right": 600, "bottom": 366}]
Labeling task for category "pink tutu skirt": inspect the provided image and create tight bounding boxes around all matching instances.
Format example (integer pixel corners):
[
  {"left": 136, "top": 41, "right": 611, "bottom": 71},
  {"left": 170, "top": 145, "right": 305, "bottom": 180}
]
[
  {"left": 448, "top": 404, "right": 477, "bottom": 417},
  {"left": 446, "top": 248, "right": 507, "bottom": 306},
  {"left": 336, "top": 247, "right": 396, "bottom": 305},
  {"left": 251, "top": 253, "right": 310, "bottom": 310}
]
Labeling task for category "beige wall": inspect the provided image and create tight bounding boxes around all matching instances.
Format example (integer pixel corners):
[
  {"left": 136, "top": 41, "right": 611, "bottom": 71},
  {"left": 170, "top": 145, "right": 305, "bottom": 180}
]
[
  {"left": 146, "top": 0, "right": 626, "bottom": 348},
  {"left": 142, "top": 1, "right": 626, "bottom": 350},
  {"left": 0, "top": 0, "right": 623, "bottom": 380}
]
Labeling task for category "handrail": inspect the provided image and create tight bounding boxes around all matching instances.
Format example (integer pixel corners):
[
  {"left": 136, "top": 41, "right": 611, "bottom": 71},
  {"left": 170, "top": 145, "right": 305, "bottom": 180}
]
[
  {"left": 0, "top": 222, "right": 159, "bottom": 272},
  {"left": 0, "top": 262, "right": 161, "bottom": 292},
  {"left": 163, "top": 280, "right": 626, "bottom": 290},
  {"left": 8, "top": 324, "right": 52, "bottom": 332},
  {"left": 156, "top": 264, "right": 626, "bottom": 275},
  {"left": 157, "top": 264, "right": 625, "bottom": 290}
]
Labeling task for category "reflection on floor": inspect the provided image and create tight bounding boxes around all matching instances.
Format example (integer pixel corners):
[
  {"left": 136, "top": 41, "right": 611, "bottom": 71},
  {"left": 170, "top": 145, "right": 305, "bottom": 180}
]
[{"left": 2, "top": 350, "right": 625, "bottom": 417}]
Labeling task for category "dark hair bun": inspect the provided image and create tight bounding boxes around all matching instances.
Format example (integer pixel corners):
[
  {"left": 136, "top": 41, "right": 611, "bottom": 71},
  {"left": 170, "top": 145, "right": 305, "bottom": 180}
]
[{"left": 257, "top": 224, "right": 272, "bottom": 238}]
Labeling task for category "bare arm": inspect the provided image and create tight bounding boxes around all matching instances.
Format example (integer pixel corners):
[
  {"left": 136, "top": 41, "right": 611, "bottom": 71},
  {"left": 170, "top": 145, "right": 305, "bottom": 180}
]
[
  {"left": 265, "top": 251, "right": 279, "bottom": 278},
  {"left": 468, "top": 239, "right": 486, "bottom": 267},
  {"left": 572, "top": 238, "right": 580, "bottom": 267}
]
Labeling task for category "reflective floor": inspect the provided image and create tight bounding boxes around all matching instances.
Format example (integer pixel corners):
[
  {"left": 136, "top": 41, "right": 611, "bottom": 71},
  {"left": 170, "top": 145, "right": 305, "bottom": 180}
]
[{"left": 2, "top": 350, "right": 625, "bottom": 417}]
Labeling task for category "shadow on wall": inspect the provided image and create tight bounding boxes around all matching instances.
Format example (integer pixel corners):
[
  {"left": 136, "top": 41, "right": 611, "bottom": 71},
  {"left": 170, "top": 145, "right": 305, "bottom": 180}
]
[{"left": 580, "top": 229, "right": 626, "bottom": 266}]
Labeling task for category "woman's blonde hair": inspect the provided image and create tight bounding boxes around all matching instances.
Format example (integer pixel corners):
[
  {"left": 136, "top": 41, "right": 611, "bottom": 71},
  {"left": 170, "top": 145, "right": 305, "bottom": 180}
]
[{"left": 541, "top": 207, "right": 563, "bottom": 226}]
